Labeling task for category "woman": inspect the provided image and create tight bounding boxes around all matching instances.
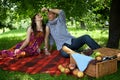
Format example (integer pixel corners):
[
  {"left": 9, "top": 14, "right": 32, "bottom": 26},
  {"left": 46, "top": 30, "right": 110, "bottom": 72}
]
[{"left": 0, "top": 13, "right": 50, "bottom": 59}]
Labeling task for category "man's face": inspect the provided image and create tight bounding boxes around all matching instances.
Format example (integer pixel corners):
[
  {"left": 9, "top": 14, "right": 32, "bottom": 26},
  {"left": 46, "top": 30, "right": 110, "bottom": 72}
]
[{"left": 48, "top": 11, "right": 56, "bottom": 21}]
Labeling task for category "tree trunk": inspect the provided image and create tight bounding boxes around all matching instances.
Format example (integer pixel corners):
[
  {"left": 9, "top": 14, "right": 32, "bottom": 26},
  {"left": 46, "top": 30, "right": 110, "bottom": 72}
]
[
  {"left": 3, "top": 27, "right": 5, "bottom": 33},
  {"left": 107, "top": 0, "right": 120, "bottom": 49},
  {"left": 80, "top": 21, "right": 86, "bottom": 29}
]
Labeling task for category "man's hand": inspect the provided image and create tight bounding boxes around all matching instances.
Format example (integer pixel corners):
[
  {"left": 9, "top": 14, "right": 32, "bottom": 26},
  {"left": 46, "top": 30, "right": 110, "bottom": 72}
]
[
  {"left": 44, "top": 47, "right": 51, "bottom": 55},
  {"left": 45, "top": 50, "right": 51, "bottom": 56},
  {"left": 41, "top": 7, "right": 48, "bottom": 12}
]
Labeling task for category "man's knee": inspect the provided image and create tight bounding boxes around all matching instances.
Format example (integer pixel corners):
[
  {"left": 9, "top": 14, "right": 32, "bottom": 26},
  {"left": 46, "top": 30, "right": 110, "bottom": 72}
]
[{"left": 82, "top": 35, "right": 91, "bottom": 40}]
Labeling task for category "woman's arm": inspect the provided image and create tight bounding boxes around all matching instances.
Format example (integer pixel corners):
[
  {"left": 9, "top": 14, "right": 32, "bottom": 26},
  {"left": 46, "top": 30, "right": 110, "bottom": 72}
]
[
  {"left": 14, "top": 27, "right": 32, "bottom": 54},
  {"left": 19, "top": 27, "right": 31, "bottom": 50}
]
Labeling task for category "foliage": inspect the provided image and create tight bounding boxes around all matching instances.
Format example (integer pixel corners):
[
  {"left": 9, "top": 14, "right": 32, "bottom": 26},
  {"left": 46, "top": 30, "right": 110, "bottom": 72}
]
[{"left": 0, "top": 0, "right": 111, "bottom": 31}]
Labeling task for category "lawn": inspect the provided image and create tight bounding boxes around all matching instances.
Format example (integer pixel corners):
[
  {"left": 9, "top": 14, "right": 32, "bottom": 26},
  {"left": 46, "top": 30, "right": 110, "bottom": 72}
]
[{"left": 0, "top": 28, "right": 120, "bottom": 80}]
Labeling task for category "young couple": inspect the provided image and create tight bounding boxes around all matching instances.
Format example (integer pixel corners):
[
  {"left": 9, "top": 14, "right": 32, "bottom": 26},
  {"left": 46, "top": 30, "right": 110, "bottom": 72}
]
[{"left": 0, "top": 8, "right": 101, "bottom": 72}]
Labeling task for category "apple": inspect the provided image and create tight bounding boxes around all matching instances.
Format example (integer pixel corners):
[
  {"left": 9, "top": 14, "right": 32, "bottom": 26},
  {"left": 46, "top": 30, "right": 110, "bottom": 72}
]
[
  {"left": 117, "top": 53, "right": 120, "bottom": 58},
  {"left": 73, "top": 69, "right": 79, "bottom": 76},
  {"left": 21, "top": 51, "right": 26, "bottom": 57},
  {"left": 95, "top": 51, "right": 101, "bottom": 57},
  {"left": 58, "top": 65, "right": 63, "bottom": 70},
  {"left": 69, "top": 64, "right": 76, "bottom": 70},
  {"left": 58, "top": 65, "right": 65, "bottom": 73},
  {"left": 64, "top": 68, "right": 70, "bottom": 74},
  {"left": 96, "top": 56, "right": 102, "bottom": 61},
  {"left": 77, "top": 71, "right": 84, "bottom": 78},
  {"left": 60, "top": 67, "right": 65, "bottom": 73}
]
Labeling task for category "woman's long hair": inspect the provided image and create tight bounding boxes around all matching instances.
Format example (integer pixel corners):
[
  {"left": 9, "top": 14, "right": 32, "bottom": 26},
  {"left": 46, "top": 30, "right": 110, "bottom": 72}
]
[{"left": 31, "top": 14, "right": 46, "bottom": 35}]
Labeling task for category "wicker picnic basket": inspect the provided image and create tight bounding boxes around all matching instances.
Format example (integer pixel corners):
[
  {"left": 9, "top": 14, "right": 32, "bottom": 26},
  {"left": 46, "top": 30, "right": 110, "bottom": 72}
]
[
  {"left": 85, "top": 59, "right": 117, "bottom": 78},
  {"left": 85, "top": 47, "right": 120, "bottom": 78},
  {"left": 95, "top": 47, "right": 120, "bottom": 60}
]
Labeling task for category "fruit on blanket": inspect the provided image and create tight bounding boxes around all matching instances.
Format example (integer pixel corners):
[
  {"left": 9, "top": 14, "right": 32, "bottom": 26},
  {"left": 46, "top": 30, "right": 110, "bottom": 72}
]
[
  {"left": 73, "top": 69, "right": 84, "bottom": 78},
  {"left": 73, "top": 69, "right": 79, "bottom": 76},
  {"left": 16, "top": 51, "right": 26, "bottom": 58},
  {"left": 58, "top": 65, "right": 65, "bottom": 73},
  {"left": 21, "top": 51, "right": 26, "bottom": 56},
  {"left": 60, "top": 67, "right": 65, "bottom": 73},
  {"left": 77, "top": 71, "right": 84, "bottom": 78},
  {"left": 69, "top": 64, "right": 76, "bottom": 70},
  {"left": 58, "top": 65, "right": 63, "bottom": 69},
  {"left": 64, "top": 68, "right": 70, "bottom": 74}
]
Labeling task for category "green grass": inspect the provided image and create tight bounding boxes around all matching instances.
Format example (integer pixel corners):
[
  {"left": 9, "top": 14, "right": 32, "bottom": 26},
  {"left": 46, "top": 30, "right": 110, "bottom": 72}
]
[
  {"left": 0, "top": 28, "right": 120, "bottom": 80},
  {"left": 0, "top": 29, "right": 26, "bottom": 50}
]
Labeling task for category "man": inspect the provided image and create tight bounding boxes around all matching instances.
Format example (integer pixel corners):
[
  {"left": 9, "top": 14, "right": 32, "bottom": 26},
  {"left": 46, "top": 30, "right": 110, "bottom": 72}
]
[{"left": 41, "top": 8, "right": 101, "bottom": 57}]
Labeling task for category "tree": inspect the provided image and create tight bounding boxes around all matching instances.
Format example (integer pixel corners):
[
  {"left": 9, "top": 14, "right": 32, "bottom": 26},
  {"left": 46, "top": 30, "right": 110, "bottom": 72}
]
[
  {"left": 107, "top": 0, "right": 120, "bottom": 49},
  {"left": 0, "top": 0, "right": 111, "bottom": 31}
]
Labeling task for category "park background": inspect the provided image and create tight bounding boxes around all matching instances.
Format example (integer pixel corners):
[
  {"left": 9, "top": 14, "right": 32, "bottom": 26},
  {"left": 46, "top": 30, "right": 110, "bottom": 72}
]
[{"left": 0, "top": 0, "right": 120, "bottom": 80}]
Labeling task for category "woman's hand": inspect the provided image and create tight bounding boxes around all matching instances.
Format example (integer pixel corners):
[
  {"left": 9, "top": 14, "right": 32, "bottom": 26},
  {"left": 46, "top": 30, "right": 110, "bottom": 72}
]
[{"left": 14, "top": 49, "right": 21, "bottom": 56}]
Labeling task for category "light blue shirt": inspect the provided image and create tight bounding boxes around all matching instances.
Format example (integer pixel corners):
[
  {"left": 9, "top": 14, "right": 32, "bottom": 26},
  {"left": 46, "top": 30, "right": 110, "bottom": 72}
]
[
  {"left": 47, "top": 10, "right": 74, "bottom": 50},
  {"left": 71, "top": 53, "right": 93, "bottom": 72}
]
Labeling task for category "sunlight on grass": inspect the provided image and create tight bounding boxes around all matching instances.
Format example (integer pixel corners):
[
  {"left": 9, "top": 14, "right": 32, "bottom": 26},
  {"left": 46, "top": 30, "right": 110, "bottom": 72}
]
[
  {"left": 69, "top": 28, "right": 108, "bottom": 47},
  {"left": 0, "top": 29, "right": 26, "bottom": 38},
  {"left": 0, "top": 28, "right": 108, "bottom": 50},
  {"left": 0, "top": 29, "right": 26, "bottom": 50}
]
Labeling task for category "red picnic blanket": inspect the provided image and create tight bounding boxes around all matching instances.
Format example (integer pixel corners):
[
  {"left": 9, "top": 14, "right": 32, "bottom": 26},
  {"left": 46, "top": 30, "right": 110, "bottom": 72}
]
[{"left": 0, "top": 50, "right": 69, "bottom": 75}]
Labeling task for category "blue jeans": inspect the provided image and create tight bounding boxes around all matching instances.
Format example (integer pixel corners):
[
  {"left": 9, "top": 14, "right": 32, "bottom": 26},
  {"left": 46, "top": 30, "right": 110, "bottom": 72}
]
[{"left": 60, "top": 35, "right": 101, "bottom": 58}]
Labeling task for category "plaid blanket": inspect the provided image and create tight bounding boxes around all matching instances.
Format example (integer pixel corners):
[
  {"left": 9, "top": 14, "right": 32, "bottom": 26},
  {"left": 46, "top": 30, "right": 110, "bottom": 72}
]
[{"left": 0, "top": 50, "right": 69, "bottom": 75}]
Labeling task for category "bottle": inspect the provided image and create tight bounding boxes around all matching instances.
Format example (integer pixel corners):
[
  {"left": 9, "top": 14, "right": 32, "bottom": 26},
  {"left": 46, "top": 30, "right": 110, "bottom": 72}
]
[{"left": 102, "top": 55, "right": 117, "bottom": 61}]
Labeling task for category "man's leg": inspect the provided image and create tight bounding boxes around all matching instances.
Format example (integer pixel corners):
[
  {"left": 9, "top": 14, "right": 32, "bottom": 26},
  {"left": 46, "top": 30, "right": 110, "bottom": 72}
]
[
  {"left": 60, "top": 49, "right": 70, "bottom": 58},
  {"left": 71, "top": 35, "right": 101, "bottom": 50},
  {"left": 60, "top": 45, "right": 76, "bottom": 58}
]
